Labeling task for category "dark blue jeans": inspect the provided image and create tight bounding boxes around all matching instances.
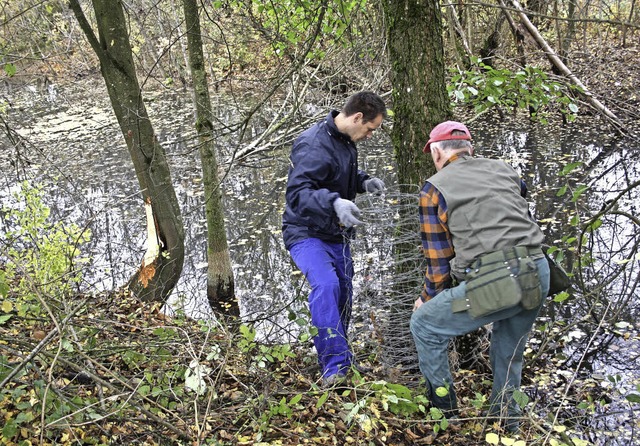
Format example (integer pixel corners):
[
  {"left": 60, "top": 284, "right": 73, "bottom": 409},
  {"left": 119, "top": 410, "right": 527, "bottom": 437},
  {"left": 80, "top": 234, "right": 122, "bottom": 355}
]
[
  {"left": 410, "top": 256, "right": 551, "bottom": 420},
  {"left": 289, "top": 238, "right": 354, "bottom": 378}
]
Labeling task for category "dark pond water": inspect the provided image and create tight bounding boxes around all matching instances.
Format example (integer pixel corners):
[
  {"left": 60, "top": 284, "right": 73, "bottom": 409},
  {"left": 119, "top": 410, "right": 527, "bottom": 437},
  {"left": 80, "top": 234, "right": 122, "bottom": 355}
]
[{"left": 1, "top": 80, "right": 638, "bottom": 445}]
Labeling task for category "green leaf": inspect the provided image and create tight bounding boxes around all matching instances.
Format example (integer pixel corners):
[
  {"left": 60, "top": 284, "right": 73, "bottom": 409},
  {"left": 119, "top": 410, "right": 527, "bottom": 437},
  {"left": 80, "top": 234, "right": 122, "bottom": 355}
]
[
  {"left": 588, "top": 218, "right": 602, "bottom": 231},
  {"left": 560, "top": 162, "right": 582, "bottom": 176},
  {"left": 2, "top": 419, "right": 18, "bottom": 438},
  {"left": 571, "top": 185, "right": 589, "bottom": 202},
  {"left": 570, "top": 214, "right": 580, "bottom": 226},
  {"left": 316, "top": 391, "right": 329, "bottom": 408},
  {"left": 1, "top": 299, "right": 12, "bottom": 312},
  {"left": 513, "top": 389, "right": 529, "bottom": 408},
  {"left": 553, "top": 291, "right": 570, "bottom": 303},
  {"left": 556, "top": 185, "right": 568, "bottom": 196},
  {"left": 625, "top": 393, "right": 640, "bottom": 403},
  {"left": 4, "top": 63, "right": 16, "bottom": 77},
  {"left": 435, "top": 386, "right": 449, "bottom": 397}
]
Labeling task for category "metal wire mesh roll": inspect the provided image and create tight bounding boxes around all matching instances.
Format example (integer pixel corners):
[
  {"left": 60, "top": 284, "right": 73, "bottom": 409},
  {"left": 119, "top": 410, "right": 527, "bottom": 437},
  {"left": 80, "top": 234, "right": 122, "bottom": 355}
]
[{"left": 350, "top": 185, "right": 425, "bottom": 383}]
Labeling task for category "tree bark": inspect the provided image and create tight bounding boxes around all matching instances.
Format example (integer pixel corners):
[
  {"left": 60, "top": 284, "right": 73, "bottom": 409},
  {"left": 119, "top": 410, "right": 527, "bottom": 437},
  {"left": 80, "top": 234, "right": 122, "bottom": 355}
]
[
  {"left": 381, "top": 0, "right": 454, "bottom": 369},
  {"left": 69, "top": 0, "right": 185, "bottom": 304},
  {"left": 383, "top": 0, "right": 451, "bottom": 189},
  {"left": 183, "top": 0, "right": 238, "bottom": 317}
]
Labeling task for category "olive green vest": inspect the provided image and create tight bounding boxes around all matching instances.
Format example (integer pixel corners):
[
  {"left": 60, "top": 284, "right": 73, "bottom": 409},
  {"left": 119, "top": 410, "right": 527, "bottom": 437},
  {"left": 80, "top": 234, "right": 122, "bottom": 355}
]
[{"left": 428, "top": 155, "right": 544, "bottom": 279}]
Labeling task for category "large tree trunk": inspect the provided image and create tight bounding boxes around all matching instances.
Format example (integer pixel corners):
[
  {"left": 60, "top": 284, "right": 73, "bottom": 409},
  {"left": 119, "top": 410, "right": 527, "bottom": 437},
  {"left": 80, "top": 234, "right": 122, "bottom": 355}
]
[
  {"left": 183, "top": 0, "right": 238, "bottom": 318},
  {"left": 383, "top": 0, "right": 451, "bottom": 189},
  {"left": 381, "top": 0, "right": 453, "bottom": 370},
  {"left": 69, "top": 0, "right": 185, "bottom": 304}
]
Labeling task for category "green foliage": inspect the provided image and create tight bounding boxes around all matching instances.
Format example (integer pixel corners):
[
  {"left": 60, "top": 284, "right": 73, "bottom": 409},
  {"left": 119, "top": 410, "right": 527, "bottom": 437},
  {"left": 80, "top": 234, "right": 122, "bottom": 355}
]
[
  {"left": 288, "top": 304, "right": 318, "bottom": 342},
  {"left": 221, "top": 0, "right": 367, "bottom": 60},
  {"left": 448, "top": 58, "right": 580, "bottom": 123},
  {"left": 3, "top": 63, "right": 16, "bottom": 77},
  {"left": 238, "top": 323, "right": 257, "bottom": 352},
  {"left": 269, "top": 393, "right": 303, "bottom": 418},
  {"left": 371, "top": 381, "right": 428, "bottom": 417},
  {"left": 513, "top": 389, "right": 529, "bottom": 408},
  {"left": 1, "top": 181, "right": 90, "bottom": 321},
  {"left": 626, "top": 383, "right": 640, "bottom": 403}
]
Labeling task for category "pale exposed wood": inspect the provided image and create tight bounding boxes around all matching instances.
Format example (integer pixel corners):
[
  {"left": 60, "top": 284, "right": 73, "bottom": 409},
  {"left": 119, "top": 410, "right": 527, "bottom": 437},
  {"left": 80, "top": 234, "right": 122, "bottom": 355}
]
[{"left": 142, "top": 197, "right": 160, "bottom": 269}]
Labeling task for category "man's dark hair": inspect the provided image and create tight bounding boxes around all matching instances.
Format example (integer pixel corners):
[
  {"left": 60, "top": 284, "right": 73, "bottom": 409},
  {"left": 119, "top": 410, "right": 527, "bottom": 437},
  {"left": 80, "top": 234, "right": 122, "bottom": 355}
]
[{"left": 342, "top": 91, "right": 387, "bottom": 123}]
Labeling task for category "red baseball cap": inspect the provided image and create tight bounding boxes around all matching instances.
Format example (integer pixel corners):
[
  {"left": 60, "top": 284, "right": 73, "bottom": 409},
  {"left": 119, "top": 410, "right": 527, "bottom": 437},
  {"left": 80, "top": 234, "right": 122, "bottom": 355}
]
[{"left": 423, "top": 121, "right": 472, "bottom": 153}]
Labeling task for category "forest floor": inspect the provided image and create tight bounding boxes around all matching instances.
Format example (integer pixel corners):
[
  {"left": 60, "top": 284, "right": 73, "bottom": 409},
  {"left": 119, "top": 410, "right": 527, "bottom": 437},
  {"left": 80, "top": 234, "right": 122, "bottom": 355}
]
[{"left": 5, "top": 289, "right": 623, "bottom": 446}]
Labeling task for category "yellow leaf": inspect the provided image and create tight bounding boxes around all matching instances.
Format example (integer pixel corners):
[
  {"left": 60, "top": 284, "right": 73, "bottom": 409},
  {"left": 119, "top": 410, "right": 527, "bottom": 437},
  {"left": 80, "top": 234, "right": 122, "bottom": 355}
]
[
  {"left": 553, "top": 425, "right": 567, "bottom": 433},
  {"left": 486, "top": 433, "right": 500, "bottom": 445},
  {"left": 1, "top": 300, "right": 12, "bottom": 313},
  {"left": 501, "top": 437, "right": 515, "bottom": 445}
]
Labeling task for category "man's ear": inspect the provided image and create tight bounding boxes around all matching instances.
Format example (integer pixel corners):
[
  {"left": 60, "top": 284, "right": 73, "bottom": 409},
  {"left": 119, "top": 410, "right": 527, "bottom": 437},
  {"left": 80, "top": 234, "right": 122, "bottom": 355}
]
[
  {"left": 431, "top": 146, "right": 442, "bottom": 164},
  {"left": 352, "top": 112, "right": 363, "bottom": 124}
]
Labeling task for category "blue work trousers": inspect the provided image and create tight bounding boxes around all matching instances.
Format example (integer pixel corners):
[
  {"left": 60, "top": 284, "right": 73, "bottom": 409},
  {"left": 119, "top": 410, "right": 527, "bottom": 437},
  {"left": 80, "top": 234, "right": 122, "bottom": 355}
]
[
  {"left": 410, "top": 256, "right": 550, "bottom": 418},
  {"left": 289, "top": 238, "right": 354, "bottom": 378}
]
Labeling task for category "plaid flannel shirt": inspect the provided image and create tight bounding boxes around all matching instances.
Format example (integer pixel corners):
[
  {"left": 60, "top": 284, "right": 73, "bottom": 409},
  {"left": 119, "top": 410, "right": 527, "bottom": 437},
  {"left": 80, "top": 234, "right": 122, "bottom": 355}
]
[{"left": 419, "top": 179, "right": 454, "bottom": 301}]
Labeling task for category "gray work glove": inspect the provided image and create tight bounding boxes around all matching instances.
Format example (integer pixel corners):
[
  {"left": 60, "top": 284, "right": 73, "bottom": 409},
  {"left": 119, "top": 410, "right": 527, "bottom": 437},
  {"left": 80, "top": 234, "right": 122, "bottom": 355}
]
[
  {"left": 364, "top": 177, "right": 385, "bottom": 194},
  {"left": 333, "top": 198, "right": 363, "bottom": 228}
]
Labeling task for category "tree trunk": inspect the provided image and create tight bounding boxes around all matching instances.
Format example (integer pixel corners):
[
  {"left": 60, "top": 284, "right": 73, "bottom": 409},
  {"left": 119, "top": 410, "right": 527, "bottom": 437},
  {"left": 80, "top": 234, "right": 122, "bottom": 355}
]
[
  {"left": 183, "top": 0, "right": 238, "bottom": 317},
  {"left": 69, "top": 0, "right": 185, "bottom": 304},
  {"left": 498, "top": 0, "right": 527, "bottom": 67},
  {"left": 479, "top": 11, "right": 507, "bottom": 67},
  {"left": 383, "top": 0, "right": 451, "bottom": 189},
  {"left": 381, "top": 0, "right": 453, "bottom": 370}
]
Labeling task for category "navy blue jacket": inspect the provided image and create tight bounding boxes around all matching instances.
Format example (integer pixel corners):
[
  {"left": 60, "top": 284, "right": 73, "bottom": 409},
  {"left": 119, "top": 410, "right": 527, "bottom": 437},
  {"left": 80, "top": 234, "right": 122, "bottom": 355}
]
[{"left": 282, "top": 111, "right": 370, "bottom": 249}]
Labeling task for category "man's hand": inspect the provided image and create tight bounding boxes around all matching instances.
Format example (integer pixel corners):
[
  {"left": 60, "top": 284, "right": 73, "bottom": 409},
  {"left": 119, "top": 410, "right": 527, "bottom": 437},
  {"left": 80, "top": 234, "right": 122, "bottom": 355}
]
[
  {"left": 333, "top": 198, "right": 363, "bottom": 228},
  {"left": 364, "top": 177, "right": 385, "bottom": 194},
  {"left": 413, "top": 297, "right": 424, "bottom": 312}
]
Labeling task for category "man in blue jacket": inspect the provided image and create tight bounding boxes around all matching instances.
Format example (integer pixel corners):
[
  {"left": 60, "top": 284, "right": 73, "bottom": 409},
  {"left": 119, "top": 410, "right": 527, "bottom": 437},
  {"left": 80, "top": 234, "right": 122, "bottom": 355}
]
[{"left": 282, "top": 91, "right": 387, "bottom": 386}]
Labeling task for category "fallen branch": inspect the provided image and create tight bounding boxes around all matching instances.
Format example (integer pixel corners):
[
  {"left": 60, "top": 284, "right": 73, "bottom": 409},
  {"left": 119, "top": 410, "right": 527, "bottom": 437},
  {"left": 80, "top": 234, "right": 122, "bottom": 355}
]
[{"left": 508, "top": 0, "right": 623, "bottom": 129}]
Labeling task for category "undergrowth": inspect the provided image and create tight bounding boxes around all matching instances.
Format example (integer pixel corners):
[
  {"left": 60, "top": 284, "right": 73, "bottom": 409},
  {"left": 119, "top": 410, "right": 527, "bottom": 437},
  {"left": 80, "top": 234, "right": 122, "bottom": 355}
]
[{"left": 1, "top": 183, "right": 637, "bottom": 445}]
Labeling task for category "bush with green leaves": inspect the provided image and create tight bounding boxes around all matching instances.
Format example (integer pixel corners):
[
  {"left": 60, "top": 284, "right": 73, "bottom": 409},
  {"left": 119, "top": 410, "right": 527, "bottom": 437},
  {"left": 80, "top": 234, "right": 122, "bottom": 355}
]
[
  {"left": 0, "top": 181, "right": 90, "bottom": 322},
  {"left": 448, "top": 58, "right": 580, "bottom": 123}
]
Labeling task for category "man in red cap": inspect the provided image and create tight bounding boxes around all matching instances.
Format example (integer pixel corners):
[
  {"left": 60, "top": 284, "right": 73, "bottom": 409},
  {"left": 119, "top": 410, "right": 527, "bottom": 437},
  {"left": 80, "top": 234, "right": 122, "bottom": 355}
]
[{"left": 410, "top": 120, "right": 550, "bottom": 432}]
